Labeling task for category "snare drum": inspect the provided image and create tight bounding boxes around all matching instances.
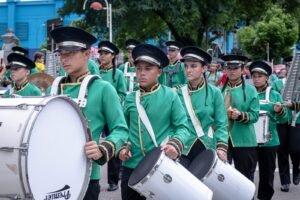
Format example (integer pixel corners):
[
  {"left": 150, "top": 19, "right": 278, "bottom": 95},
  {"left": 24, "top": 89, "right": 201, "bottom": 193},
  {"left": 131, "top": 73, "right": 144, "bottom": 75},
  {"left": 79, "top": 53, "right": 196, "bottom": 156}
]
[
  {"left": 128, "top": 147, "right": 213, "bottom": 200},
  {"left": 188, "top": 149, "right": 256, "bottom": 200},
  {"left": 0, "top": 96, "right": 91, "bottom": 200},
  {"left": 254, "top": 111, "right": 271, "bottom": 144}
]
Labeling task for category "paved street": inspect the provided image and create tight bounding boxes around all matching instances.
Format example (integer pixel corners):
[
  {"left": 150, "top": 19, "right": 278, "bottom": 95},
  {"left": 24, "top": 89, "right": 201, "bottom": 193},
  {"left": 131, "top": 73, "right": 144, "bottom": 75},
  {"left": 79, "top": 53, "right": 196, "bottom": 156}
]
[{"left": 98, "top": 163, "right": 300, "bottom": 200}]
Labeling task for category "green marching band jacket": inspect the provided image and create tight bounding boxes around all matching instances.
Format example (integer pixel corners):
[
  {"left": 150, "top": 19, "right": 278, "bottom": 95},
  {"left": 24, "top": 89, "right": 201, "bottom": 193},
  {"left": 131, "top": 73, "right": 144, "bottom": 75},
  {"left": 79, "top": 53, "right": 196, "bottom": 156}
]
[
  {"left": 122, "top": 84, "right": 190, "bottom": 169},
  {"left": 4, "top": 81, "right": 42, "bottom": 97},
  {"left": 258, "top": 86, "right": 288, "bottom": 147},
  {"left": 99, "top": 67, "right": 127, "bottom": 103},
  {"left": 47, "top": 73, "right": 128, "bottom": 180},
  {"left": 272, "top": 78, "right": 295, "bottom": 124},
  {"left": 222, "top": 81, "right": 260, "bottom": 147},
  {"left": 177, "top": 81, "right": 228, "bottom": 154},
  {"left": 159, "top": 61, "right": 187, "bottom": 88}
]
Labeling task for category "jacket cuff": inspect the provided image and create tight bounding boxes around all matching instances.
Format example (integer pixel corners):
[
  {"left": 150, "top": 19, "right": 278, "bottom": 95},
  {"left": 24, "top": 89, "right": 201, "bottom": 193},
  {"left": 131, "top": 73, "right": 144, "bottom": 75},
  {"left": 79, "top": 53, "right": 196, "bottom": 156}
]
[
  {"left": 95, "top": 140, "right": 115, "bottom": 165},
  {"left": 237, "top": 112, "right": 249, "bottom": 123},
  {"left": 292, "top": 102, "right": 300, "bottom": 112},
  {"left": 276, "top": 106, "right": 285, "bottom": 118},
  {"left": 216, "top": 142, "right": 228, "bottom": 152},
  {"left": 166, "top": 138, "right": 184, "bottom": 158}
]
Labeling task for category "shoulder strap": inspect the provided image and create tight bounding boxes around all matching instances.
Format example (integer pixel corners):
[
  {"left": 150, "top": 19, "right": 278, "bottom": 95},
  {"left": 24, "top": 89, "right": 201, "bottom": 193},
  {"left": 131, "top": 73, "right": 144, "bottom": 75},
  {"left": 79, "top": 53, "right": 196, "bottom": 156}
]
[
  {"left": 50, "top": 76, "right": 65, "bottom": 96},
  {"left": 77, "top": 75, "right": 101, "bottom": 108},
  {"left": 265, "top": 86, "right": 272, "bottom": 101},
  {"left": 135, "top": 90, "right": 158, "bottom": 147},
  {"left": 181, "top": 85, "right": 205, "bottom": 138},
  {"left": 124, "top": 62, "right": 129, "bottom": 75}
]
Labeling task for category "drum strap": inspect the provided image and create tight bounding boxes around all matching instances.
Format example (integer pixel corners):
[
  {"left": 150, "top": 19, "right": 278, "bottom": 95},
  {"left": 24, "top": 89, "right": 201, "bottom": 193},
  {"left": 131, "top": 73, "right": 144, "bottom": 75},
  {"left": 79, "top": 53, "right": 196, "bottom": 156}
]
[
  {"left": 50, "top": 76, "right": 65, "bottom": 96},
  {"left": 291, "top": 111, "right": 300, "bottom": 127},
  {"left": 136, "top": 90, "right": 158, "bottom": 147},
  {"left": 76, "top": 75, "right": 101, "bottom": 108},
  {"left": 124, "top": 62, "right": 136, "bottom": 93},
  {"left": 181, "top": 85, "right": 205, "bottom": 138}
]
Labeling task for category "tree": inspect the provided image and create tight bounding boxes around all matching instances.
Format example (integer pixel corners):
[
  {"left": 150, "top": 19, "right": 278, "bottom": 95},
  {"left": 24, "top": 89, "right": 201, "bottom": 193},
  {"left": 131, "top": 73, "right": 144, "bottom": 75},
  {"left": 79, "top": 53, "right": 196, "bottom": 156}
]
[{"left": 236, "top": 5, "right": 298, "bottom": 61}]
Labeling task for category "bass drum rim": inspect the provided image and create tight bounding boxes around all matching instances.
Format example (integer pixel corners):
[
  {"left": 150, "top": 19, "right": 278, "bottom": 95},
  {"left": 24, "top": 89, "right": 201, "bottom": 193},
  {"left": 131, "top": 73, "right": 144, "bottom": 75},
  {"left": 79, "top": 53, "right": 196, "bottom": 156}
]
[{"left": 22, "top": 96, "right": 91, "bottom": 199}]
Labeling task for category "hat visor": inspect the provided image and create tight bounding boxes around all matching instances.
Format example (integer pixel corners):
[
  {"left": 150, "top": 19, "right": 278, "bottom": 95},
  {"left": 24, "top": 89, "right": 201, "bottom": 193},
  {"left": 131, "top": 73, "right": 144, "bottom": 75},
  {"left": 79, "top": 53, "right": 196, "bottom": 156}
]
[
  {"left": 55, "top": 46, "right": 86, "bottom": 52},
  {"left": 180, "top": 56, "right": 203, "bottom": 63}
]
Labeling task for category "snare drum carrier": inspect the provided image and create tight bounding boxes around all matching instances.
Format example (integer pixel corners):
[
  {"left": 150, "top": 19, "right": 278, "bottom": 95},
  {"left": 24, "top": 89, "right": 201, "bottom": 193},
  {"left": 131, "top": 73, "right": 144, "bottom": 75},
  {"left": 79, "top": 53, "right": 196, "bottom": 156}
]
[{"left": 255, "top": 86, "right": 272, "bottom": 144}]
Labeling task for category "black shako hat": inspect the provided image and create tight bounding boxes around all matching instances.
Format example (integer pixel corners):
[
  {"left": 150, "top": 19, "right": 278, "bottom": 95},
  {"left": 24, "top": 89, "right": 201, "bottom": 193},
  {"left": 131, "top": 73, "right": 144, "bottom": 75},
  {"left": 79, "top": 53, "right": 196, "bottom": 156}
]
[
  {"left": 12, "top": 46, "right": 29, "bottom": 57},
  {"left": 50, "top": 26, "right": 97, "bottom": 52},
  {"left": 249, "top": 61, "right": 272, "bottom": 76},
  {"left": 221, "top": 54, "right": 248, "bottom": 68},
  {"left": 180, "top": 46, "right": 212, "bottom": 64},
  {"left": 165, "top": 41, "right": 183, "bottom": 50},
  {"left": 98, "top": 41, "right": 119, "bottom": 55},
  {"left": 7, "top": 53, "right": 35, "bottom": 70},
  {"left": 283, "top": 56, "right": 293, "bottom": 63},
  {"left": 132, "top": 44, "right": 169, "bottom": 68},
  {"left": 125, "top": 39, "right": 140, "bottom": 49}
]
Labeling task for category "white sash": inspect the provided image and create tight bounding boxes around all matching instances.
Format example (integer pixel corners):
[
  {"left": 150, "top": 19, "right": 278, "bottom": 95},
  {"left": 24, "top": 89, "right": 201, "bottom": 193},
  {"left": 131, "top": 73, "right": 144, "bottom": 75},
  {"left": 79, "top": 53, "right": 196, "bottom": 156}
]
[
  {"left": 124, "top": 62, "right": 136, "bottom": 93},
  {"left": 292, "top": 111, "right": 300, "bottom": 127},
  {"left": 50, "top": 75, "right": 101, "bottom": 108},
  {"left": 181, "top": 85, "right": 205, "bottom": 138},
  {"left": 135, "top": 90, "right": 158, "bottom": 147}
]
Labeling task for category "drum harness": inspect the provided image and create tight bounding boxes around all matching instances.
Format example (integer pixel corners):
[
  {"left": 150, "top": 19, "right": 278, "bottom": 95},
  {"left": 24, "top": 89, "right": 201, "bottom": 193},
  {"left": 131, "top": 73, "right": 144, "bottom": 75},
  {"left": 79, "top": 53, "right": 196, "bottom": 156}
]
[
  {"left": 124, "top": 62, "right": 136, "bottom": 94},
  {"left": 50, "top": 75, "right": 100, "bottom": 108},
  {"left": 163, "top": 61, "right": 181, "bottom": 88}
]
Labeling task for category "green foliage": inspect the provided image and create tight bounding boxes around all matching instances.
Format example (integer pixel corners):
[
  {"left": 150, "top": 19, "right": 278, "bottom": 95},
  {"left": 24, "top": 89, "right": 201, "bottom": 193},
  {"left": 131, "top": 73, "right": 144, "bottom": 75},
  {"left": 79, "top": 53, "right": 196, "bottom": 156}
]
[{"left": 237, "top": 5, "right": 298, "bottom": 61}]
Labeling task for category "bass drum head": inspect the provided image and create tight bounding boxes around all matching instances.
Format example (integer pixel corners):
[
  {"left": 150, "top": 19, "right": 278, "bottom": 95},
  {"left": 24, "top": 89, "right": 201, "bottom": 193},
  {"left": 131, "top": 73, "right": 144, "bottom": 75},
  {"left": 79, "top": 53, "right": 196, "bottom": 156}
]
[
  {"left": 128, "top": 147, "right": 162, "bottom": 186},
  {"left": 188, "top": 149, "right": 216, "bottom": 180},
  {"left": 27, "top": 97, "right": 90, "bottom": 199}
]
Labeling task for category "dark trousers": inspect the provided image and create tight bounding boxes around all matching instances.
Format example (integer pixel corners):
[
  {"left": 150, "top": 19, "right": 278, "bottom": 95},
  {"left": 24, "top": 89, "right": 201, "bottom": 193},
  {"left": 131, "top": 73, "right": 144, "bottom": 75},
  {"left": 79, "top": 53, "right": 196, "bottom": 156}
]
[
  {"left": 277, "top": 123, "right": 300, "bottom": 185},
  {"left": 83, "top": 180, "right": 100, "bottom": 200},
  {"left": 121, "top": 166, "right": 146, "bottom": 200},
  {"left": 108, "top": 156, "right": 121, "bottom": 185},
  {"left": 257, "top": 146, "right": 278, "bottom": 200},
  {"left": 227, "top": 140, "right": 257, "bottom": 182},
  {"left": 179, "top": 139, "right": 206, "bottom": 169}
]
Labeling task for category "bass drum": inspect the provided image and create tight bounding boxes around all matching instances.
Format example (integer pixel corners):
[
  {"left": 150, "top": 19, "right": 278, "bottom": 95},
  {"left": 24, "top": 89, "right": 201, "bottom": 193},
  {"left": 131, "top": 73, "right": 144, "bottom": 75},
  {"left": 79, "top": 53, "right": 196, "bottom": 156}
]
[
  {"left": 128, "top": 147, "right": 213, "bottom": 200},
  {"left": 189, "top": 149, "right": 256, "bottom": 200},
  {"left": 0, "top": 96, "right": 91, "bottom": 200}
]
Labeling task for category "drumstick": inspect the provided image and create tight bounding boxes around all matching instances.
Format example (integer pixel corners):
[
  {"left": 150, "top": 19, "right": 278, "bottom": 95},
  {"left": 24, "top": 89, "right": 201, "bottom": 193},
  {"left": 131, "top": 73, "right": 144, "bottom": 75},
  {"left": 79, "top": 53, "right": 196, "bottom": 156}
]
[{"left": 260, "top": 101, "right": 287, "bottom": 106}]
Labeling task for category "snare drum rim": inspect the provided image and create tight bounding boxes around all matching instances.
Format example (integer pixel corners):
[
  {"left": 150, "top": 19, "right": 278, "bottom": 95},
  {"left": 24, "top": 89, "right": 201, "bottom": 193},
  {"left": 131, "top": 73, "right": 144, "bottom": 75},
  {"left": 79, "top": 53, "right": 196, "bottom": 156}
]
[
  {"left": 131, "top": 150, "right": 165, "bottom": 188},
  {"left": 202, "top": 150, "right": 218, "bottom": 181},
  {"left": 22, "top": 96, "right": 92, "bottom": 199}
]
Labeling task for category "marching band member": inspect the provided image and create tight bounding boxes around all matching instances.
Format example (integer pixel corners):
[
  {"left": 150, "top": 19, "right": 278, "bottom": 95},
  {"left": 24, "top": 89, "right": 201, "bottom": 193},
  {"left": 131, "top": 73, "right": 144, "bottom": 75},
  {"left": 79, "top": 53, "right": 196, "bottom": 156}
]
[
  {"left": 98, "top": 40, "right": 127, "bottom": 191},
  {"left": 118, "top": 44, "right": 190, "bottom": 200},
  {"left": 2, "top": 46, "right": 39, "bottom": 87},
  {"left": 221, "top": 54, "right": 260, "bottom": 182},
  {"left": 49, "top": 26, "right": 128, "bottom": 200},
  {"left": 59, "top": 59, "right": 100, "bottom": 76},
  {"left": 98, "top": 41, "right": 127, "bottom": 102},
  {"left": 118, "top": 39, "right": 140, "bottom": 93},
  {"left": 3, "top": 53, "right": 41, "bottom": 97},
  {"left": 159, "top": 41, "right": 187, "bottom": 88},
  {"left": 205, "top": 57, "right": 223, "bottom": 86},
  {"left": 250, "top": 61, "right": 288, "bottom": 200},
  {"left": 176, "top": 46, "right": 228, "bottom": 168},
  {"left": 272, "top": 56, "right": 299, "bottom": 192}
]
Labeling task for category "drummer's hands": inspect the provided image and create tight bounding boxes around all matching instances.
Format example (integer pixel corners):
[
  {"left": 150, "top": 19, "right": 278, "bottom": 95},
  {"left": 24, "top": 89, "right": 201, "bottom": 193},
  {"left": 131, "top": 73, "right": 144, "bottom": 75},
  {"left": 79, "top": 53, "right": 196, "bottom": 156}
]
[
  {"left": 161, "top": 145, "right": 178, "bottom": 160},
  {"left": 119, "top": 148, "right": 132, "bottom": 161},
  {"left": 217, "top": 149, "right": 227, "bottom": 162},
  {"left": 231, "top": 108, "right": 241, "bottom": 120},
  {"left": 284, "top": 100, "right": 293, "bottom": 108},
  {"left": 274, "top": 102, "right": 283, "bottom": 112},
  {"left": 85, "top": 141, "right": 103, "bottom": 160}
]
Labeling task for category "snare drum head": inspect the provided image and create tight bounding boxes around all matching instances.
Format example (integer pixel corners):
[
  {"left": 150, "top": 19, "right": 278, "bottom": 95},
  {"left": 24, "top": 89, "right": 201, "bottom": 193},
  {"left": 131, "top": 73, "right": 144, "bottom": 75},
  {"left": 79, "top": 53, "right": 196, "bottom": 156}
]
[
  {"left": 128, "top": 147, "right": 162, "bottom": 186},
  {"left": 27, "top": 97, "right": 90, "bottom": 199},
  {"left": 188, "top": 149, "right": 216, "bottom": 180}
]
